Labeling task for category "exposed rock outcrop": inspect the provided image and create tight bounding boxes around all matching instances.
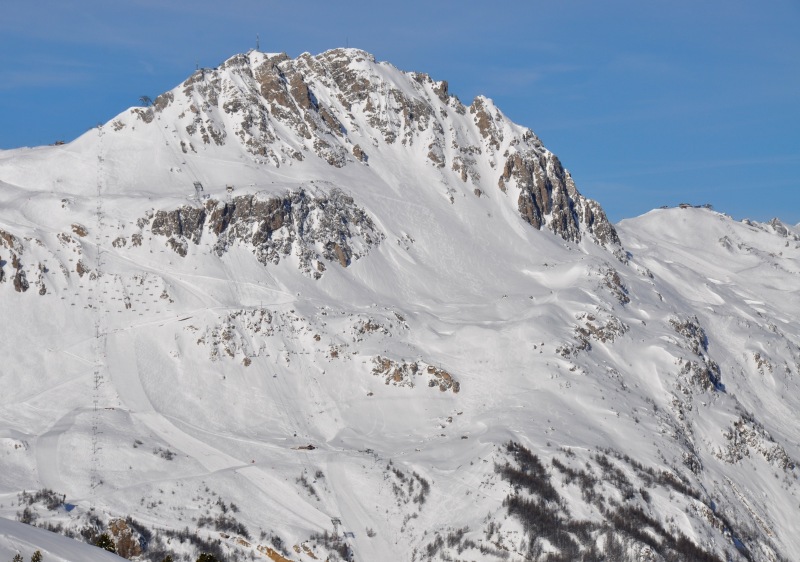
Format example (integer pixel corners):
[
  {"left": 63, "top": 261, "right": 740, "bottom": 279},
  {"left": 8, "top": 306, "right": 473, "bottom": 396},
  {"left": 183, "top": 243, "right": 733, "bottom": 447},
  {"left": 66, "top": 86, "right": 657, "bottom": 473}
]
[
  {"left": 670, "top": 316, "right": 723, "bottom": 392},
  {"left": 135, "top": 48, "right": 621, "bottom": 253},
  {"left": 372, "top": 356, "right": 460, "bottom": 393},
  {"left": 144, "top": 189, "right": 383, "bottom": 278},
  {"left": 1, "top": 230, "right": 29, "bottom": 292},
  {"left": 502, "top": 149, "right": 621, "bottom": 250}
]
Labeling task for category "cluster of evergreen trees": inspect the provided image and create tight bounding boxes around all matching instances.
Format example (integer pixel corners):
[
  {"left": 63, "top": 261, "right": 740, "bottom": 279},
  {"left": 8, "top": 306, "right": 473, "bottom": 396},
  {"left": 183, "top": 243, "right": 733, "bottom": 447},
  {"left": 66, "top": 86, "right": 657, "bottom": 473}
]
[
  {"left": 495, "top": 441, "right": 729, "bottom": 561},
  {"left": 9, "top": 552, "right": 42, "bottom": 562},
  {"left": 8, "top": 550, "right": 221, "bottom": 562},
  {"left": 94, "top": 531, "right": 221, "bottom": 561}
]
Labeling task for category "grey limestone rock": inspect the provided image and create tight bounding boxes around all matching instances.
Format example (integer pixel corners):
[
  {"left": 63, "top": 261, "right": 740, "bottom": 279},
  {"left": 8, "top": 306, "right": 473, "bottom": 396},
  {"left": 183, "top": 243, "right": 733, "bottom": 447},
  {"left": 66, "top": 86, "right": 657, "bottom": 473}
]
[
  {"left": 143, "top": 48, "right": 623, "bottom": 254},
  {"left": 145, "top": 189, "right": 383, "bottom": 279}
]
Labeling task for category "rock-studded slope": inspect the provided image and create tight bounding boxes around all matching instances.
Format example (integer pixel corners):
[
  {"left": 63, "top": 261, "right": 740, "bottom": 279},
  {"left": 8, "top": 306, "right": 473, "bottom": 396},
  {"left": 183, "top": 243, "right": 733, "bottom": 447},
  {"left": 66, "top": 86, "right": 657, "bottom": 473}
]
[{"left": 0, "top": 50, "right": 798, "bottom": 562}]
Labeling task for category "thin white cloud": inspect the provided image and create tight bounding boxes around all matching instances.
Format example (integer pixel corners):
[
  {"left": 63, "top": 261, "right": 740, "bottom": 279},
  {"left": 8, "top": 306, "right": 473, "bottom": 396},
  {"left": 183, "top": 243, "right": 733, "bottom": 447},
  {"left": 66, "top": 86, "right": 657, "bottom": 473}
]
[
  {"left": 594, "top": 154, "right": 800, "bottom": 181},
  {"left": 0, "top": 69, "right": 93, "bottom": 91},
  {"left": 0, "top": 52, "right": 98, "bottom": 90}
]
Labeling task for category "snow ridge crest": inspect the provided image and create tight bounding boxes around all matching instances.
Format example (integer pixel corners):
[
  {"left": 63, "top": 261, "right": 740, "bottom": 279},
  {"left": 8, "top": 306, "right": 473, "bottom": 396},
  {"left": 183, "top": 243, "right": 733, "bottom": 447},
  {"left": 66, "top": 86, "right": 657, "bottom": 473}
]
[{"left": 119, "top": 48, "right": 621, "bottom": 252}]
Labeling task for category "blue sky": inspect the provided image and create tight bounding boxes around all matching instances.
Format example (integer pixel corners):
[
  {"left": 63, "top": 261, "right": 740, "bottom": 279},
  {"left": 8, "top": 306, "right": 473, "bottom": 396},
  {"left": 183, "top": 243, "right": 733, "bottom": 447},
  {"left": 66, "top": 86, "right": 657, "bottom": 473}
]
[{"left": 1, "top": 0, "right": 798, "bottom": 223}]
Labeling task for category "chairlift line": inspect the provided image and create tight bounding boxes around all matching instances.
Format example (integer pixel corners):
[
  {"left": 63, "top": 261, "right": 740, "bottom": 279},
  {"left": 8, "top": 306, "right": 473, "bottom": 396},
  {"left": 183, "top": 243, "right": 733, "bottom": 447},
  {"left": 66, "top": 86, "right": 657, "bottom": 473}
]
[
  {"left": 151, "top": 108, "right": 209, "bottom": 201},
  {"left": 90, "top": 124, "right": 109, "bottom": 492}
]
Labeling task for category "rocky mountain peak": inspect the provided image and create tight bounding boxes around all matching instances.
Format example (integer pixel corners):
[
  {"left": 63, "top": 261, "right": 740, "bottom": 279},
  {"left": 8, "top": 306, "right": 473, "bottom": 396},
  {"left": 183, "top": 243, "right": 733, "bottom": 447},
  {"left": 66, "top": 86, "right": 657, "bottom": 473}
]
[
  {"left": 1, "top": 48, "right": 799, "bottom": 562},
  {"left": 114, "top": 48, "right": 622, "bottom": 255}
]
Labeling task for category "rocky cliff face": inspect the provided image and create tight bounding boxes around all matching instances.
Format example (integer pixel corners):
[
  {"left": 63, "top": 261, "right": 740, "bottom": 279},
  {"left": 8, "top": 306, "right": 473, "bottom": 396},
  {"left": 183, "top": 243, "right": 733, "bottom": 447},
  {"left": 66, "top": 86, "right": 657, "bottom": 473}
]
[
  {"left": 501, "top": 148, "right": 620, "bottom": 248},
  {"left": 120, "top": 48, "right": 621, "bottom": 255},
  {"left": 144, "top": 188, "right": 382, "bottom": 278}
]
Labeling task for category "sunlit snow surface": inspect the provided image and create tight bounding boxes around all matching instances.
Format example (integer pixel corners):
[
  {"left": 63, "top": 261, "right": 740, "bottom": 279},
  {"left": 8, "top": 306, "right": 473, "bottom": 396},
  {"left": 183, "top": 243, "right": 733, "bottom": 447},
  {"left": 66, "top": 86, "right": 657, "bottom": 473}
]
[
  {"left": 0, "top": 518, "right": 124, "bottom": 562},
  {"left": 0, "top": 50, "right": 798, "bottom": 561}
]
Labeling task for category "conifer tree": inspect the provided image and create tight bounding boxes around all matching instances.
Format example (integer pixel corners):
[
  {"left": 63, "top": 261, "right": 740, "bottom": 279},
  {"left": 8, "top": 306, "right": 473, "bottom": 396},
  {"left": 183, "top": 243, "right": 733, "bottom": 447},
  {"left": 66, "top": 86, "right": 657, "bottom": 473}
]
[{"left": 94, "top": 532, "right": 116, "bottom": 553}]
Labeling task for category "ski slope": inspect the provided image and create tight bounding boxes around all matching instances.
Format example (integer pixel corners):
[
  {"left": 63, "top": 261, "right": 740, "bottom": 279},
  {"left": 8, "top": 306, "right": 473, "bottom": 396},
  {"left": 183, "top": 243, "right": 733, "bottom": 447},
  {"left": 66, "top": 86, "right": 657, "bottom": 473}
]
[
  {"left": 0, "top": 49, "right": 798, "bottom": 561},
  {"left": 0, "top": 518, "right": 125, "bottom": 562}
]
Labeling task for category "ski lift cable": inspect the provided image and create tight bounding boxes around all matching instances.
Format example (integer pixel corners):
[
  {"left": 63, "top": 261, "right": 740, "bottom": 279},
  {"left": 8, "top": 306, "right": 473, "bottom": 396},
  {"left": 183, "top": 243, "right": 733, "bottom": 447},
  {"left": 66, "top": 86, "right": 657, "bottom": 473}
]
[{"left": 90, "top": 124, "right": 109, "bottom": 493}]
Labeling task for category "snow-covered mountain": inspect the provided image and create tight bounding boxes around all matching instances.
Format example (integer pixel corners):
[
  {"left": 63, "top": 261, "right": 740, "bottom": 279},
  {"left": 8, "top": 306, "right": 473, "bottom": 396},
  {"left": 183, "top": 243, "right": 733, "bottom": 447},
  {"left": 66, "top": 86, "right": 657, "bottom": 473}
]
[{"left": 0, "top": 48, "right": 798, "bottom": 562}]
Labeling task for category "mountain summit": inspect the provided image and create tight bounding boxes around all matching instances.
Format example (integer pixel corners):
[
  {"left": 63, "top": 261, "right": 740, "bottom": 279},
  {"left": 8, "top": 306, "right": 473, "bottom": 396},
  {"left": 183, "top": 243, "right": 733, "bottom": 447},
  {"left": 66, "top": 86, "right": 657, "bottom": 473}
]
[
  {"left": 0, "top": 50, "right": 798, "bottom": 562},
  {"left": 1, "top": 49, "right": 621, "bottom": 262}
]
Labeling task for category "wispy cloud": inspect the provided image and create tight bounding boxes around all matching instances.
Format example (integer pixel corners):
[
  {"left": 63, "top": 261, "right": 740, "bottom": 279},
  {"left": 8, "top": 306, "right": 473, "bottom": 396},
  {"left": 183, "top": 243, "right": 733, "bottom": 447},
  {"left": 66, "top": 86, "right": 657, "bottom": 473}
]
[
  {"left": 486, "top": 63, "right": 581, "bottom": 88},
  {"left": 0, "top": 51, "right": 97, "bottom": 91},
  {"left": 605, "top": 52, "right": 684, "bottom": 79},
  {"left": 138, "top": 60, "right": 156, "bottom": 75},
  {"left": 0, "top": 69, "right": 94, "bottom": 91},
  {"left": 0, "top": 53, "right": 94, "bottom": 69},
  {"left": 594, "top": 154, "right": 800, "bottom": 181}
]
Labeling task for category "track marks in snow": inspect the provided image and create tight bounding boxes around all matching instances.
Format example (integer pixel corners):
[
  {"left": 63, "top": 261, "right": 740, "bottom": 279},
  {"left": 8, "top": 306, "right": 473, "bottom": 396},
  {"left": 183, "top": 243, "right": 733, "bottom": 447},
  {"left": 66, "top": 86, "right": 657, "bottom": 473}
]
[{"left": 34, "top": 409, "right": 85, "bottom": 492}]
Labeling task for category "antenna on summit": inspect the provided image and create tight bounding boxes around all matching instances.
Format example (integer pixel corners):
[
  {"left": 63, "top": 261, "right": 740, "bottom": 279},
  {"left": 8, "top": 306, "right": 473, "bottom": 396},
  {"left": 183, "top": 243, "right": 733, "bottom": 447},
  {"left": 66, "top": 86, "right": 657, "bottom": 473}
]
[{"left": 256, "top": 33, "right": 260, "bottom": 51}]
